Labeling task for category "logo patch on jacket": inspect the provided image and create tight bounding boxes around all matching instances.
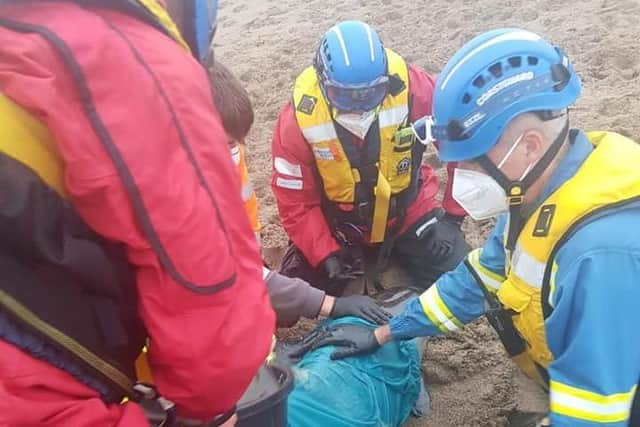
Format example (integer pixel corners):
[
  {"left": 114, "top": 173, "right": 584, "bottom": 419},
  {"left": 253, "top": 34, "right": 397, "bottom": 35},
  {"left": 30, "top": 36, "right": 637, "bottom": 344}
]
[
  {"left": 397, "top": 158, "right": 411, "bottom": 175},
  {"left": 297, "top": 95, "right": 317, "bottom": 115},
  {"left": 532, "top": 204, "right": 556, "bottom": 237},
  {"left": 313, "top": 147, "right": 334, "bottom": 160}
]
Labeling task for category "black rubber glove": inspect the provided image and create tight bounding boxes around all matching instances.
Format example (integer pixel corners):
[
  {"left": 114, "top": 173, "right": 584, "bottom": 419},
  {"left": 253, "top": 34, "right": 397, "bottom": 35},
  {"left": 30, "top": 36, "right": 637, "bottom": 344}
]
[
  {"left": 330, "top": 295, "right": 392, "bottom": 324},
  {"left": 323, "top": 255, "right": 361, "bottom": 281},
  {"left": 290, "top": 324, "right": 381, "bottom": 360},
  {"left": 424, "top": 214, "right": 464, "bottom": 259},
  {"left": 442, "top": 212, "right": 464, "bottom": 229},
  {"left": 288, "top": 327, "right": 328, "bottom": 361}
]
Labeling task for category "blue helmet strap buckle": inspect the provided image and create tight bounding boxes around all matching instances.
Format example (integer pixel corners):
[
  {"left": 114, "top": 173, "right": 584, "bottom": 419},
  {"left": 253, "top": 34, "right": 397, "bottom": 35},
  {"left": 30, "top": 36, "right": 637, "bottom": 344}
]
[{"left": 476, "top": 118, "right": 570, "bottom": 250}]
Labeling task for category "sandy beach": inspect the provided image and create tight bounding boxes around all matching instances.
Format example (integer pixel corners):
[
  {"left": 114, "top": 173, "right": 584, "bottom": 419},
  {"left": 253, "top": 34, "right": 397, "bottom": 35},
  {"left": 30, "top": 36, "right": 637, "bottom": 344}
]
[{"left": 214, "top": 1, "right": 640, "bottom": 424}]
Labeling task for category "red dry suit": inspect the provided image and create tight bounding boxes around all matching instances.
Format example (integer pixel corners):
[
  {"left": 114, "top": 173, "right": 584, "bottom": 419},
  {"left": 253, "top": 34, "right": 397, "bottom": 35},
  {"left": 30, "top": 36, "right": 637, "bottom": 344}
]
[{"left": 0, "top": 1, "right": 274, "bottom": 425}]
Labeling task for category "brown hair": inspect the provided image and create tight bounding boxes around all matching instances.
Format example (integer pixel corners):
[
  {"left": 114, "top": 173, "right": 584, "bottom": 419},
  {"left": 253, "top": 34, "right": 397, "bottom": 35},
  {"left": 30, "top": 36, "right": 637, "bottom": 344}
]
[{"left": 209, "top": 62, "right": 254, "bottom": 142}]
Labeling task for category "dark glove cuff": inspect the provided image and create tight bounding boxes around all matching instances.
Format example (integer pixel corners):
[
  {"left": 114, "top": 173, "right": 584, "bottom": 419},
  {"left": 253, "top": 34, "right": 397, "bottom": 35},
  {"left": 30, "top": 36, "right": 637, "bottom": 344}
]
[{"left": 443, "top": 212, "right": 465, "bottom": 227}]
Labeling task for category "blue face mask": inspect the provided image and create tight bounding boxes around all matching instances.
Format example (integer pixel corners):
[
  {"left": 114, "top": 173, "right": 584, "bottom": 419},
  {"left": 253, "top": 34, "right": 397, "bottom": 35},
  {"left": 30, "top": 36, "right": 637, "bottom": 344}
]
[{"left": 183, "top": 0, "right": 218, "bottom": 64}]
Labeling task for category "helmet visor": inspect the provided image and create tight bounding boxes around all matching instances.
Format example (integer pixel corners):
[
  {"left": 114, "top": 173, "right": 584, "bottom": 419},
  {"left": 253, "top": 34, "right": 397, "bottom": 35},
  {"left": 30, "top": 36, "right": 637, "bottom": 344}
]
[{"left": 323, "top": 75, "right": 389, "bottom": 112}]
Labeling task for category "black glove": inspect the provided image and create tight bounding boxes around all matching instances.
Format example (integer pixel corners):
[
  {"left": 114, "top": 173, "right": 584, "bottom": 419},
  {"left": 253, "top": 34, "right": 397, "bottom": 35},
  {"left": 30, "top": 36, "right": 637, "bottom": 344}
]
[
  {"left": 323, "top": 255, "right": 362, "bottom": 282},
  {"left": 290, "top": 324, "right": 381, "bottom": 360},
  {"left": 330, "top": 295, "right": 392, "bottom": 324},
  {"left": 442, "top": 212, "right": 464, "bottom": 229},
  {"left": 423, "top": 214, "right": 464, "bottom": 259}
]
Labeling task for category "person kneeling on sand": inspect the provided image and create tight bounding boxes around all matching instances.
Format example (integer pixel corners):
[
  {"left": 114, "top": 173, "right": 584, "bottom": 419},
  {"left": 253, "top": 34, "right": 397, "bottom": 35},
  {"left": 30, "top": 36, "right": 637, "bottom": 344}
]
[
  {"left": 293, "top": 28, "right": 640, "bottom": 427},
  {"left": 209, "top": 60, "right": 391, "bottom": 327},
  {"left": 271, "top": 21, "right": 471, "bottom": 296}
]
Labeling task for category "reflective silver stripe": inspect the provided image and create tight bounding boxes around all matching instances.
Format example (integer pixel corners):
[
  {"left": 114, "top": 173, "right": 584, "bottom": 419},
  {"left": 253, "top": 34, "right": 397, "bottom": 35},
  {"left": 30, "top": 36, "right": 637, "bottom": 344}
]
[
  {"left": 331, "top": 25, "right": 351, "bottom": 67},
  {"left": 301, "top": 122, "right": 337, "bottom": 143},
  {"left": 262, "top": 266, "right": 270, "bottom": 280},
  {"left": 511, "top": 244, "right": 546, "bottom": 288},
  {"left": 415, "top": 217, "right": 437, "bottom": 238},
  {"left": 378, "top": 105, "right": 408, "bottom": 128},
  {"left": 274, "top": 157, "right": 302, "bottom": 178},
  {"left": 363, "top": 22, "right": 375, "bottom": 61},
  {"left": 275, "top": 177, "right": 303, "bottom": 190},
  {"left": 302, "top": 105, "right": 406, "bottom": 143},
  {"left": 241, "top": 182, "right": 254, "bottom": 202},
  {"left": 230, "top": 145, "right": 241, "bottom": 165}
]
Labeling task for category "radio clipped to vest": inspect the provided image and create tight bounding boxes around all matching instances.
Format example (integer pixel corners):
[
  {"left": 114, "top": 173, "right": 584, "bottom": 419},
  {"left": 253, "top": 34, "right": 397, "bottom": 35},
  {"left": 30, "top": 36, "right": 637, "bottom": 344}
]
[{"left": 465, "top": 259, "right": 549, "bottom": 389}]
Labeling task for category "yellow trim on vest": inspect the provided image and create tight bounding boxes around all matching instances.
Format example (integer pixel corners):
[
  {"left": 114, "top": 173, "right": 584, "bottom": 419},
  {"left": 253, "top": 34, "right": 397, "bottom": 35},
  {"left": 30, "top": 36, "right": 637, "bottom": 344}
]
[
  {"left": 370, "top": 170, "right": 391, "bottom": 242},
  {"left": 292, "top": 49, "right": 412, "bottom": 242},
  {"left": 136, "top": 0, "right": 190, "bottom": 53},
  {"left": 498, "top": 132, "right": 640, "bottom": 372},
  {"left": 0, "top": 94, "right": 67, "bottom": 197},
  {"left": 550, "top": 381, "right": 636, "bottom": 423}
]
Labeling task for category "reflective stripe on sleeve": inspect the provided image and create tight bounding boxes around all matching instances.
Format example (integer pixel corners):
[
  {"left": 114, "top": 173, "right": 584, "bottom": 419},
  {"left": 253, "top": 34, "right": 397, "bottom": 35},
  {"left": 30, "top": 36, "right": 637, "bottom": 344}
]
[
  {"left": 467, "top": 249, "right": 505, "bottom": 293},
  {"left": 418, "top": 285, "right": 463, "bottom": 334},
  {"left": 550, "top": 380, "right": 637, "bottom": 423}
]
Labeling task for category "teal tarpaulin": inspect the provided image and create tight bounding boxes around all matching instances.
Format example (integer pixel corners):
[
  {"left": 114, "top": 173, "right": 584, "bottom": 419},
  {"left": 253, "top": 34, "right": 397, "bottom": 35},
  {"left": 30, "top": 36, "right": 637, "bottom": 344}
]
[{"left": 286, "top": 317, "right": 423, "bottom": 427}]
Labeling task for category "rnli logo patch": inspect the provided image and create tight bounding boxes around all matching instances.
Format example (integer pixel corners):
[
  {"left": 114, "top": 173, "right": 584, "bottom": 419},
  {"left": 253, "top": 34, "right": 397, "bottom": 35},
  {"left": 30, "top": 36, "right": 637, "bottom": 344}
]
[
  {"left": 297, "top": 95, "right": 317, "bottom": 115},
  {"left": 396, "top": 158, "right": 411, "bottom": 175}
]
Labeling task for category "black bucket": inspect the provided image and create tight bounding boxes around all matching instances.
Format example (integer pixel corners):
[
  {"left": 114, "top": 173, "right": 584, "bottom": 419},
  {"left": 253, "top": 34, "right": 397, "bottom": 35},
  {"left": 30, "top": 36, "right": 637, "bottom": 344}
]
[
  {"left": 141, "top": 363, "right": 293, "bottom": 427},
  {"left": 236, "top": 363, "right": 293, "bottom": 427}
]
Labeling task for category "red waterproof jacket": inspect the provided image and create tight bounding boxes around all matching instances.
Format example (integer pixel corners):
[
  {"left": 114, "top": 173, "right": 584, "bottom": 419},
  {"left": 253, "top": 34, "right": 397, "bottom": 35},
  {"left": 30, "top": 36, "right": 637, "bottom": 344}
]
[
  {"left": 0, "top": 1, "right": 274, "bottom": 425},
  {"left": 271, "top": 65, "right": 465, "bottom": 268}
]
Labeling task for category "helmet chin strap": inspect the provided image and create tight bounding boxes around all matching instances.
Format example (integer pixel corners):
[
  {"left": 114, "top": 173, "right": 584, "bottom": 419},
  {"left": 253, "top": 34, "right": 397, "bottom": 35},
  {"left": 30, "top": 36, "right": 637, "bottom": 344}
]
[{"left": 476, "top": 117, "right": 570, "bottom": 251}]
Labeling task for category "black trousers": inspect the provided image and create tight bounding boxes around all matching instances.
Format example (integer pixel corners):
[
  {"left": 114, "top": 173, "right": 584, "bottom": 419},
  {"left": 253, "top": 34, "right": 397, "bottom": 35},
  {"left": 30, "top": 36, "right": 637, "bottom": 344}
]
[
  {"left": 280, "top": 210, "right": 470, "bottom": 295},
  {"left": 391, "top": 211, "right": 470, "bottom": 288}
]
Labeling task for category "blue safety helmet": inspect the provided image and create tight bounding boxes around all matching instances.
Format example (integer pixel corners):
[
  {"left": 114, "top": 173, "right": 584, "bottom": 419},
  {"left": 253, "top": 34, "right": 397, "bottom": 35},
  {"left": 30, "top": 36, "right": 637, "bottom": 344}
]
[
  {"left": 314, "top": 21, "right": 389, "bottom": 112},
  {"left": 429, "top": 28, "right": 581, "bottom": 162},
  {"left": 183, "top": 0, "right": 219, "bottom": 64}
]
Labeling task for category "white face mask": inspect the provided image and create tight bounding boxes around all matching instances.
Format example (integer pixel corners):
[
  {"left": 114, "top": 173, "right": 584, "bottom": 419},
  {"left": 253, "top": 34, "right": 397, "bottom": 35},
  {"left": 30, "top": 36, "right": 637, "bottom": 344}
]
[
  {"left": 452, "top": 133, "right": 532, "bottom": 220},
  {"left": 334, "top": 110, "right": 377, "bottom": 140},
  {"left": 452, "top": 169, "right": 508, "bottom": 220}
]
